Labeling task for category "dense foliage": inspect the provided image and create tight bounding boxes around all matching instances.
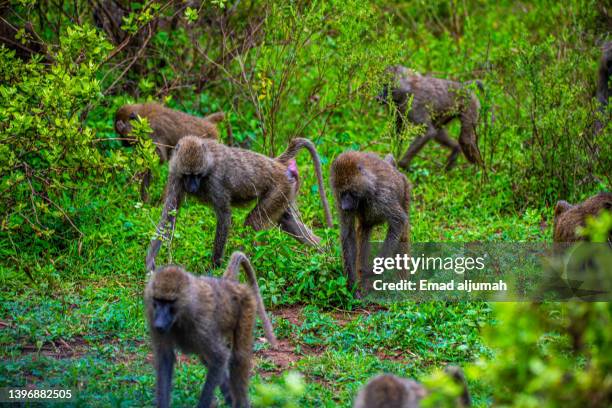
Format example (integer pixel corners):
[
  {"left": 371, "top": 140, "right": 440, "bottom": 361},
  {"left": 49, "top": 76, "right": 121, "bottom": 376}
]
[{"left": 0, "top": 0, "right": 610, "bottom": 407}]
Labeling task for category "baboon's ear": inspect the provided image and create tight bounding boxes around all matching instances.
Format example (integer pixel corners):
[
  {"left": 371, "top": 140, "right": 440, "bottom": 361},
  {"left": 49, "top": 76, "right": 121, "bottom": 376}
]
[
  {"left": 554, "top": 200, "right": 572, "bottom": 219},
  {"left": 384, "top": 154, "right": 397, "bottom": 167}
]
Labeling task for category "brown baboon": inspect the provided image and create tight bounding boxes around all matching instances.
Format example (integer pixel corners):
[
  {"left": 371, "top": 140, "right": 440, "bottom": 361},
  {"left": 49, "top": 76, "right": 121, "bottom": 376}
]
[
  {"left": 379, "top": 65, "right": 483, "bottom": 170},
  {"left": 145, "top": 136, "right": 333, "bottom": 270},
  {"left": 144, "top": 251, "right": 277, "bottom": 408},
  {"left": 553, "top": 192, "right": 612, "bottom": 242},
  {"left": 330, "top": 151, "right": 411, "bottom": 293},
  {"left": 353, "top": 374, "right": 427, "bottom": 408},
  {"left": 594, "top": 42, "right": 612, "bottom": 133},
  {"left": 114, "top": 102, "right": 224, "bottom": 201},
  {"left": 353, "top": 367, "right": 470, "bottom": 408}
]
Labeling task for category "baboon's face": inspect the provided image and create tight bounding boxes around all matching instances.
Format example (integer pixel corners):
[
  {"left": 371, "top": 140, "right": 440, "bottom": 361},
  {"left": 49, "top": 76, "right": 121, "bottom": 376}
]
[
  {"left": 339, "top": 190, "right": 361, "bottom": 211},
  {"left": 182, "top": 173, "right": 203, "bottom": 194},
  {"left": 115, "top": 106, "right": 139, "bottom": 146},
  {"left": 377, "top": 65, "right": 407, "bottom": 105},
  {"left": 152, "top": 298, "right": 177, "bottom": 333},
  {"left": 148, "top": 266, "right": 190, "bottom": 333},
  {"left": 174, "top": 136, "right": 209, "bottom": 193}
]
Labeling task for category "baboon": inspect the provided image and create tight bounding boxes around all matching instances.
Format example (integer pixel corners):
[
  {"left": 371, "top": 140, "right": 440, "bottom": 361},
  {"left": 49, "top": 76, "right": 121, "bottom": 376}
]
[
  {"left": 353, "top": 374, "right": 427, "bottom": 408},
  {"left": 553, "top": 192, "right": 612, "bottom": 243},
  {"left": 114, "top": 102, "right": 224, "bottom": 201},
  {"left": 145, "top": 136, "right": 333, "bottom": 270},
  {"left": 144, "top": 251, "right": 277, "bottom": 408},
  {"left": 594, "top": 42, "right": 612, "bottom": 134},
  {"left": 353, "top": 367, "right": 470, "bottom": 408},
  {"left": 379, "top": 65, "right": 483, "bottom": 170},
  {"left": 330, "top": 151, "right": 411, "bottom": 293}
]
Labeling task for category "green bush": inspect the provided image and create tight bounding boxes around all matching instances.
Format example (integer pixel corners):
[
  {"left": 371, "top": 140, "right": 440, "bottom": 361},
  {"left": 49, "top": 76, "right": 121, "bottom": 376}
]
[
  {"left": 470, "top": 302, "right": 611, "bottom": 407},
  {"left": 0, "top": 25, "right": 153, "bottom": 255}
]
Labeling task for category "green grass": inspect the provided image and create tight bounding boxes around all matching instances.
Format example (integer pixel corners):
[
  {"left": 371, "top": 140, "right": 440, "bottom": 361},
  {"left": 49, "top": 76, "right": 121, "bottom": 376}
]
[{"left": 1, "top": 0, "right": 609, "bottom": 406}]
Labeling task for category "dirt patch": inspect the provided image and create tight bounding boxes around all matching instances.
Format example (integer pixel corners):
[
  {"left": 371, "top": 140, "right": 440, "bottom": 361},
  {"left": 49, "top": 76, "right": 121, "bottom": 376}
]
[
  {"left": 274, "top": 305, "right": 303, "bottom": 326},
  {"left": 256, "top": 339, "right": 300, "bottom": 373},
  {"left": 256, "top": 338, "right": 326, "bottom": 376},
  {"left": 375, "top": 348, "right": 417, "bottom": 362},
  {"left": 18, "top": 336, "right": 89, "bottom": 359},
  {"left": 274, "top": 304, "right": 384, "bottom": 327}
]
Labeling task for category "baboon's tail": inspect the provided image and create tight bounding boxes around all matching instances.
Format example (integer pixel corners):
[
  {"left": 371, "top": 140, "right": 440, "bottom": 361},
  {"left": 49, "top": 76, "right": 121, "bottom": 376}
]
[
  {"left": 225, "top": 251, "right": 278, "bottom": 347},
  {"left": 459, "top": 98, "right": 484, "bottom": 166},
  {"left": 203, "top": 111, "right": 225, "bottom": 124},
  {"left": 276, "top": 138, "right": 333, "bottom": 228}
]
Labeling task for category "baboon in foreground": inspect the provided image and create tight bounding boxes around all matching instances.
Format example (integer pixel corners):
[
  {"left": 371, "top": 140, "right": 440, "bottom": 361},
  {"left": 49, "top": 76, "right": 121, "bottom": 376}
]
[
  {"left": 379, "top": 65, "right": 483, "bottom": 170},
  {"left": 114, "top": 102, "right": 224, "bottom": 201},
  {"left": 144, "top": 251, "right": 277, "bottom": 408},
  {"left": 353, "top": 366, "right": 470, "bottom": 408},
  {"left": 145, "top": 136, "right": 333, "bottom": 270},
  {"left": 553, "top": 192, "right": 612, "bottom": 243},
  {"left": 330, "top": 151, "right": 411, "bottom": 294}
]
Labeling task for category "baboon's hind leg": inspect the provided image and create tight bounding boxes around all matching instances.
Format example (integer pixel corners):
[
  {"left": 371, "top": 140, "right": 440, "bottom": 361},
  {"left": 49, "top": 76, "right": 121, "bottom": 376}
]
[
  {"left": 229, "top": 301, "right": 256, "bottom": 408},
  {"left": 278, "top": 207, "right": 321, "bottom": 246},
  {"left": 219, "top": 370, "right": 233, "bottom": 407},
  {"left": 245, "top": 186, "right": 290, "bottom": 231},
  {"left": 398, "top": 125, "right": 437, "bottom": 169}
]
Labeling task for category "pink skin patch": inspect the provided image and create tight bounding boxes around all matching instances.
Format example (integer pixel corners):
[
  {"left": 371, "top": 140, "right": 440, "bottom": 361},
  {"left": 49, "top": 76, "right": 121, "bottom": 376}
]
[{"left": 286, "top": 159, "right": 299, "bottom": 182}]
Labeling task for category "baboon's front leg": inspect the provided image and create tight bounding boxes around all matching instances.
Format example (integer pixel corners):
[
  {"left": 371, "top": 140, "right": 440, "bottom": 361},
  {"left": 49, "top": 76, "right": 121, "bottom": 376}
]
[
  {"left": 154, "top": 345, "right": 175, "bottom": 408},
  {"left": 212, "top": 201, "right": 232, "bottom": 267},
  {"left": 146, "top": 179, "right": 183, "bottom": 271},
  {"left": 339, "top": 212, "right": 358, "bottom": 289}
]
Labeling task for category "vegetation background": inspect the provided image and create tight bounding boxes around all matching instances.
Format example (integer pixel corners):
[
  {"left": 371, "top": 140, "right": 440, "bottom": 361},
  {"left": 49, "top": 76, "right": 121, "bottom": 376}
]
[{"left": 0, "top": 0, "right": 610, "bottom": 406}]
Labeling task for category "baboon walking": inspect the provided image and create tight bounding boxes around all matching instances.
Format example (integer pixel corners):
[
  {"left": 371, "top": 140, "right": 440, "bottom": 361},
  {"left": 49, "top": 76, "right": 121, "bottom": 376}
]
[
  {"left": 145, "top": 136, "right": 333, "bottom": 270},
  {"left": 379, "top": 65, "right": 483, "bottom": 170},
  {"left": 330, "top": 151, "right": 411, "bottom": 293},
  {"left": 144, "top": 251, "right": 277, "bottom": 408}
]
